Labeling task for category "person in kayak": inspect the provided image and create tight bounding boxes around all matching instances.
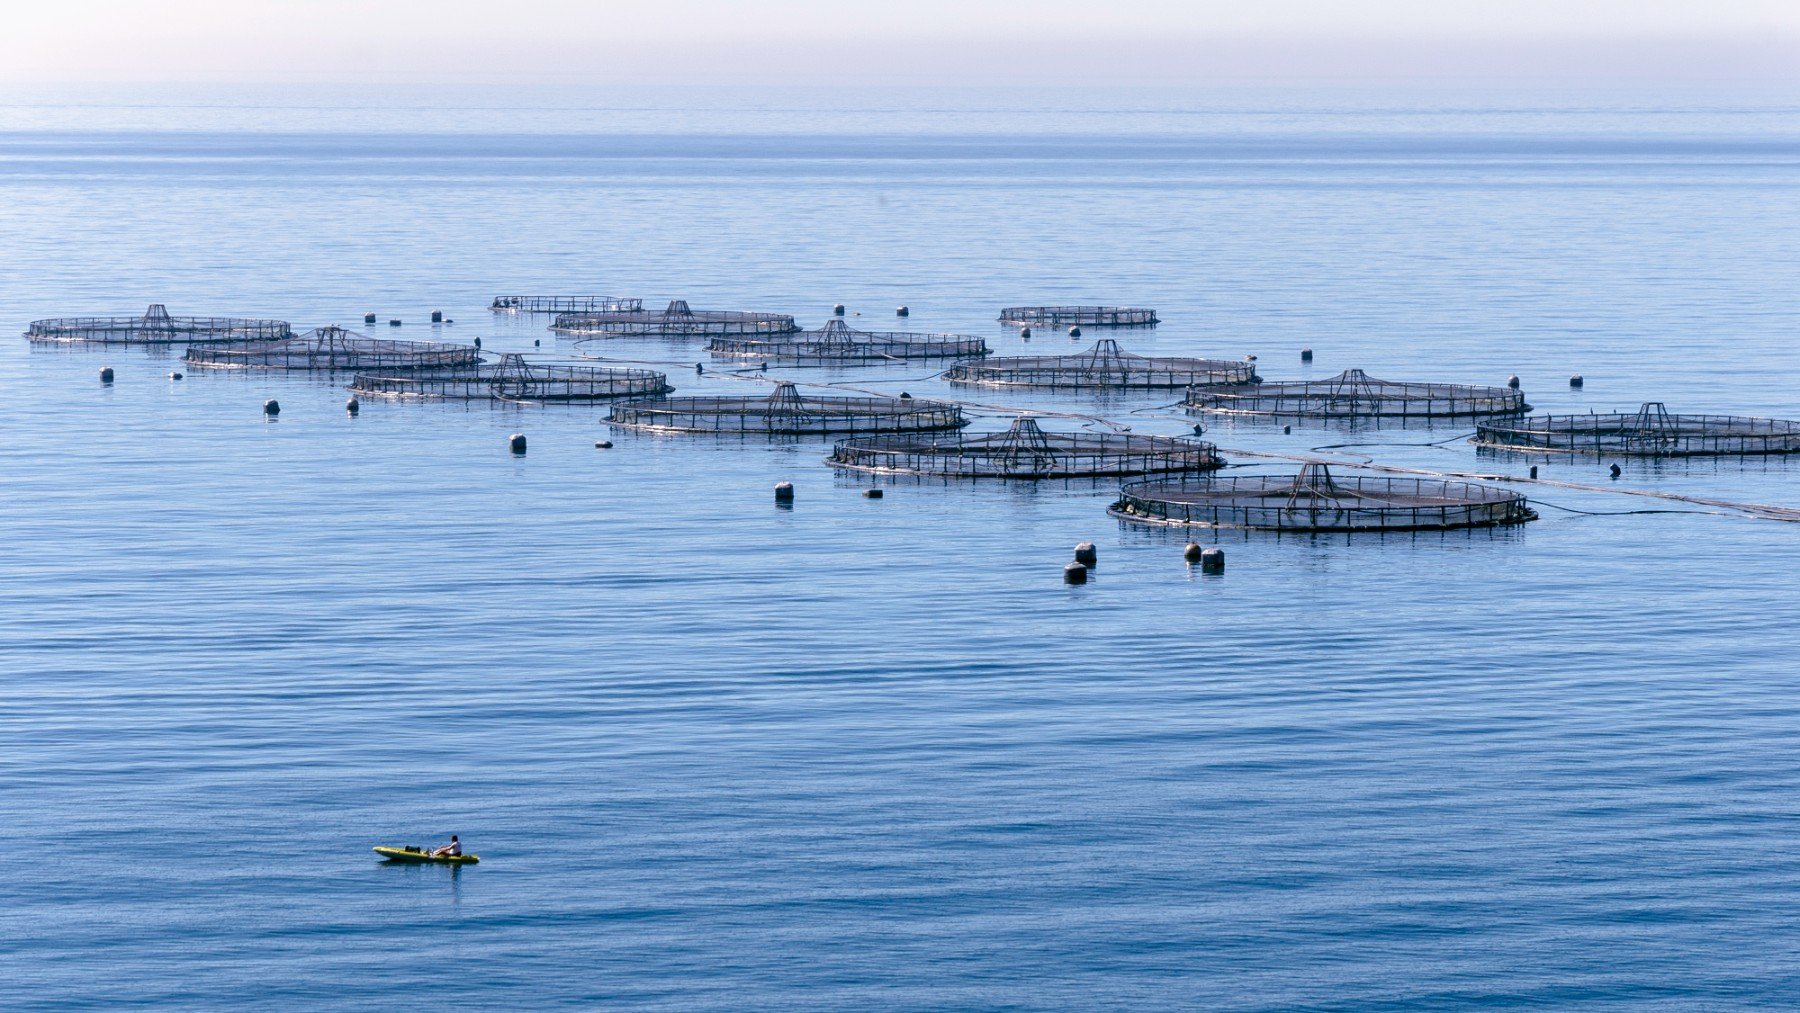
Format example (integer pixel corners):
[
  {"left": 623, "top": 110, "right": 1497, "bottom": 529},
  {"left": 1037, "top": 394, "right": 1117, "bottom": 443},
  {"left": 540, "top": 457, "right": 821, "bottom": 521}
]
[{"left": 431, "top": 835, "right": 461, "bottom": 858}]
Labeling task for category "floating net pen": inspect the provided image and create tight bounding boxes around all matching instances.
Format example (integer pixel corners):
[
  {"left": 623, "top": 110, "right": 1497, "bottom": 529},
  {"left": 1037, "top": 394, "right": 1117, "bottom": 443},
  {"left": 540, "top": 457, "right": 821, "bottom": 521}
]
[
  {"left": 550, "top": 299, "right": 798, "bottom": 338},
  {"left": 1111, "top": 463, "right": 1536, "bottom": 533},
  {"left": 607, "top": 382, "right": 964, "bottom": 435},
  {"left": 26, "top": 304, "right": 291, "bottom": 346},
  {"left": 491, "top": 296, "right": 643, "bottom": 314},
  {"left": 997, "top": 306, "right": 1158, "bottom": 327},
  {"left": 1474, "top": 402, "right": 1800, "bottom": 456},
  {"left": 184, "top": 327, "right": 481, "bottom": 371},
  {"left": 944, "top": 339, "right": 1256, "bottom": 390},
  {"left": 707, "top": 318, "right": 989, "bottom": 363},
  {"left": 349, "top": 353, "right": 669, "bottom": 402},
  {"left": 828, "top": 416, "right": 1222, "bottom": 479},
  {"left": 1186, "top": 368, "right": 1527, "bottom": 418}
]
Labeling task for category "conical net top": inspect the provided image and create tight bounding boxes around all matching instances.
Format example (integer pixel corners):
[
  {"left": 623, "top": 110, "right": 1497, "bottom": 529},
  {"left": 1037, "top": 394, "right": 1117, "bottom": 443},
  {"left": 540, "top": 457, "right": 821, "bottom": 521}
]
[
  {"left": 1076, "top": 339, "right": 1133, "bottom": 368},
  {"left": 1279, "top": 462, "right": 1358, "bottom": 508},
  {"left": 765, "top": 382, "right": 809, "bottom": 415},
  {"left": 994, "top": 416, "right": 1061, "bottom": 470},
  {"left": 815, "top": 319, "right": 857, "bottom": 342},
  {"left": 665, "top": 299, "right": 693, "bottom": 316}
]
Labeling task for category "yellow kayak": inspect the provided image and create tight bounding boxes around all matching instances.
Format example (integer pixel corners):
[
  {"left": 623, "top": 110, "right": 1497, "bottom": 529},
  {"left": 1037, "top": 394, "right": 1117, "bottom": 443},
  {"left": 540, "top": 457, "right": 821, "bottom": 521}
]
[{"left": 374, "top": 846, "right": 480, "bottom": 865}]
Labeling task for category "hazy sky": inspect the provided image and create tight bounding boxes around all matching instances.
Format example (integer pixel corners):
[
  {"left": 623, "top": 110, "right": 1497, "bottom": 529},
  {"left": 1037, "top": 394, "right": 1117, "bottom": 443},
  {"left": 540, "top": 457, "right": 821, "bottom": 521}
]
[{"left": 7, "top": 0, "right": 1799, "bottom": 86}]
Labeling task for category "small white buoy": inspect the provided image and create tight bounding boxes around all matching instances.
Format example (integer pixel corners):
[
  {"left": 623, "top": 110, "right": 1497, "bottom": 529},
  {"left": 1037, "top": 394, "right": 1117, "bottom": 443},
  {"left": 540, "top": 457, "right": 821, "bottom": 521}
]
[
  {"left": 169, "top": 371, "right": 183, "bottom": 380},
  {"left": 1570, "top": 374, "right": 1583, "bottom": 387},
  {"left": 833, "top": 303, "right": 846, "bottom": 316},
  {"left": 1301, "top": 348, "right": 1313, "bottom": 362},
  {"left": 509, "top": 433, "right": 527, "bottom": 454},
  {"left": 863, "top": 488, "right": 883, "bottom": 499},
  {"left": 896, "top": 306, "right": 909, "bottom": 317},
  {"left": 1068, "top": 325, "right": 1081, "bottom": 338},
  {"left": 1183, "top": 542, "right": 1203, "bottom": 563},
  {"left": 1200, "top": 547, "right": 1225, "bottom": 574},
  {"left": 263, "top": 399, "right": 280, "bottom": 416},
  {"left": 1507, "top": 375, "right": 1521, "bottom": 389},
  {"left": 100, "top": 366, "right": 114, "bottom": 383},
  {"left": 775, "top": 481, "right": 794, "bottom": 502},
  {"left": 346, "top": 398, "right": 360, "bottom": 415},
  {"left": 1063, "top": 561, "right": 1088, "bottom": 584},
  {"left": 1073, "top": 542, "right": 1097, "bottom": 567}
]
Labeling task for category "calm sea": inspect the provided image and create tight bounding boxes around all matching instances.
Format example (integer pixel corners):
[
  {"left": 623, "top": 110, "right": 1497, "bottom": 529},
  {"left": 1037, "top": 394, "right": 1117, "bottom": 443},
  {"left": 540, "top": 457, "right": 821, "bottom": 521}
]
[{"left": 2, "top": 86, "right": 1799, "bottom": 1009}]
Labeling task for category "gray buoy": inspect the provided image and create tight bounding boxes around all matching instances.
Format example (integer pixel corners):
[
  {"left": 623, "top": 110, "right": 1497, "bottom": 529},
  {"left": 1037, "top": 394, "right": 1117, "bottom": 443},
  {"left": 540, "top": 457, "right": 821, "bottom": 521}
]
[
  {"left": 1610, "top": 463, "right": 1621, "bottom": 479},
  {"left": 100, "top": 366, "right": 114, "bottom": 384},
  {"left": 1183, "top": 542, "right": 1203, "bottom": 563},
  {"left": 595, "top": 440, "right": 612, "bottom": 449},
  {"left": 1570, "top": 374, "right": 1584, "bottom": 387},
  {"left": 364, "top": 313, "right": 377, "bottom": 325},
  {"left": 1507, "top": 375, "right": 1521, "bottom": 389},
  {"left": 1283, "top": 424, "right": 1291, "bottom": 434},
  {"left": 346, "top": 398, "right": 360, "bottom": 415},
  {"left": 1200, "top": 547, "right": 1225, "bottom": 574},
  {"left": 389, "top": 319, "right": 402, "bottom": 327},
  {"left": 896, "top": 306, "right": 909, "bottom": 317},
  {"left": 774, "top": 482, "right": 794, "bottom": 502},
  {"left": 1020, "top": 327, "right": 1031, "bottom": 338},
  {"left": 263, "top": 399, "right": 280, "bottom": 416},
  {"left": 1301, "top": 348, "right": 1313, "bottom": 362},
  {"left": 760, "top": 362, "right": 768, "bottom": 372},
  {"left": 1528, "top": 465, "right": 1538, "bottom": 479},
  {"left": 1068, "top": 326, "right": 1081, "bottom": 338},
  {"left": 863, "top": 488, "right": 883, "bottom": 499},
  {"left": 169, "top": 371, "right": 183, "bottom": 380},
  {"left": 899, "top": 391, "right": 912, "bottom": 399},
  {"left": 695, "top": 363, "right": 705, "bottom": 374},
  {"left": 1063, "top": 561, "right": 1089, "bottom": 585},
  {"left": 473, "top": 337, "right": 481, "bottom": 349},
  {"left": 509, "top": 433, "right": 527, "bottom": 455},
  {"left": 833, "top": 304, "right": 846, "bottom": 316},
  {"left": 1074, "top": 542, "right": 1097, "bottom": 567},
  {"left": 533, "top": 339, "right": 540, "bottom": 347},
  {"left": 431, "top": 310, "right": 443, "bottom": 323}
]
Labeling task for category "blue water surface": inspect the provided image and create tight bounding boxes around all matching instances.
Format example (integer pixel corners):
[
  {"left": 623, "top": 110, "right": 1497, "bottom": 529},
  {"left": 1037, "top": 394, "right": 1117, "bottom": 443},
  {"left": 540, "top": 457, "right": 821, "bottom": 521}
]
[{"left": 1, "top": 86, "right": 1798, "bottom": 1009}]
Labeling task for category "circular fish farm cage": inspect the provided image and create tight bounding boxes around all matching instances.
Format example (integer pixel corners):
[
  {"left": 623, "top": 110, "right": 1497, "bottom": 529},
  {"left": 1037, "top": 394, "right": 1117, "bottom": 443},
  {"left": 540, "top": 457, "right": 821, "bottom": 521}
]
[
  {"left": 998, "top": 306, "right": 1158, "bottom": 327},
  {"left": 491, "top": 296, "right": 643, "bottom": 314},
  {"left": 349, "top": 353, "right": 668, "bottom": 402},
  {"left": 708, "top": 318, "right": 988, "bottom": 364},
  {"left": 184, "top": 327, "right": 481, "bottom": 371},
  {"left": 25, "top": 304, "right": 291, "bottom": 346},
  {"left": 551, "top": 299, "right": 798, "bottom": 339},
  {"left": 945, "top": 339, "right": 1256, "bottom": 390},
  {"left": 607, "top": 382, "right": 965, "bottom": 435},
  {"left": 1186, "top": 368, "right": 1527, "bottom": 418},
  {"left": 1474, "top": 401, "right": 1800, "bottom": 456},
  {"left": 828, "top": 416, "right": 1222, "bottom": 479},
  {"left": 1111, "top": 463, "right": 1536, "bottom": 533}
]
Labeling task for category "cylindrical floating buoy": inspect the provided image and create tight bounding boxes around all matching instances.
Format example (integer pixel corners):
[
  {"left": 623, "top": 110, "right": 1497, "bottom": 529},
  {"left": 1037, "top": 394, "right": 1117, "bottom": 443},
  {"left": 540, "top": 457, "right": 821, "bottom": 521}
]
[
  {"left": 472, "top": 337, "right": 482, "bottom": 349},
  {"left": 1507, "top": 375, "right": 1521, "bottom": 389},
  {"left": 760, "top": 362, "right": 768, "bottom": 372},
  {"left": 389, "top": 319, "right": 402, "bottom": 327},
  {"left": 595, "top": 440, "right": 613, "bottom": 449},
  {"left": 509, "top": 433, "right": 527, "bottom": 455},
  {"left": 1200, "top": 547, "right": 1225, "bottom": 574},
  {"left": 695, "top": 363, "right": 705, "bottom": 374},
  {"left": 1068, "top": 325, "right": 1081, "bottom": 338},
  {"left": 896, "top": 306, "right": 909, "bottom": 317},
  {"left": 533, "top": 339, "right": 540, "bottom": 347},
  {"left": 364, "top": 313, "right": 377, "bottom": 325},
  {"left": 1073, "top": 542, "right": 1097, "bottom": 567},
  {"left": 863, "top": 488, "right": 883, "bottom": 499},
  {"left": 1610, "top": 463, "right": 1621, "bottom": 479},
  {"left": 263, "top": 399, "right": 280, "bottom": 416},
  {"left": 1283, "top": 425, "right": 1292, "bottom": 434},
  {"left": 1020, "top": 326, "right": 1031, "bottom": 338},
  {"left": 169, "top": 371, "right": 183, "bottom": 381},
  {"left": 1301, "top": 348, "right": 1313, "bottom": 362},
  {"left": 1528, "top": 465, "right": 1538, "bottom": 479},
  {"left": 1570, "top": 374, "right": 1584, "bottom": 387},
  {"left": 431, "top": 310, "right": 443, "bottom": 323},
  {"left": 346, "top": 398, "right": 360, "bottom": 415},
  {"left": 1063, "top": 561, "right": 1089, "bottom": 584},
  {"left": 1183, "top": 542, "right": 1203, "bottom": 563},
  {"left": 833, "top": 304, "right": 846, "bottom": 316},
  {"left": 899, "top": 391, "right": 912, "bottom": 399},
  {"left": 774, "top": 481, "right": 794, "bottom": 502},
  {"left": 100, "top": 366, "right": 115, "bottom": 384}
]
